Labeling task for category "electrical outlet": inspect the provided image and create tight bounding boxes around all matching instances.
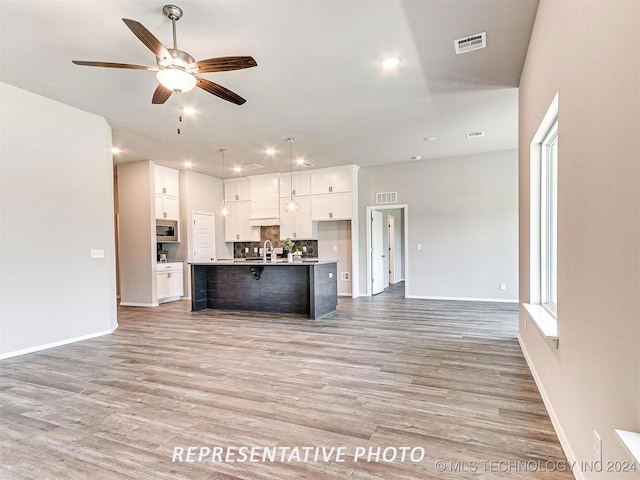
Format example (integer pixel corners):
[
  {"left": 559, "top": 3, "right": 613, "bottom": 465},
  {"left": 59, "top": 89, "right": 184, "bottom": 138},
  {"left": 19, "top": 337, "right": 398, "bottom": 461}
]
[
  {"left": 329, "top": 272, "right": 333, "bottom": 278},
  {"left": 417, "top": 244, "right": 422, "bottom": 250},
  {"left": 90, "top": 249, "right": 104, "bottom": 259},
  {"left": 341, "top": 272, "right": 350, "bottom": 281},
  {"left": 333, "top": 245, "right": 338, "bottom": 252},
  {"left": 500, "top": 283, "right": 507, "bottom": 290},
  {"left": 244, "top": 247, "right": 249, "bottom": 253},
  {"left": 302, "top": 246, "right": 307, "bottom": 252},
  {"left": 253, "top": 247, "right": 258, "bottom": 253},
  {"left": 594, "top": 430, "right": 602, "bottom": 462}
]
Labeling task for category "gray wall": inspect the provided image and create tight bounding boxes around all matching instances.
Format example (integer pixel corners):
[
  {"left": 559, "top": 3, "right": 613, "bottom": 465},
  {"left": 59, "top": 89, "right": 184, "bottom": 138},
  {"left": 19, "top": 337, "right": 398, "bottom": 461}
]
[
  {"left": 358, "top": 150, "right": 518, "bottom": 300},
  {"left": 518, "top": 0, "right": 640, "bottom": 474},
  {"left": 117, "top": 161, "right": 156, "bottom": 306},
  {"left": 0, "top": 82, "right": 117, "bottom": 357}
]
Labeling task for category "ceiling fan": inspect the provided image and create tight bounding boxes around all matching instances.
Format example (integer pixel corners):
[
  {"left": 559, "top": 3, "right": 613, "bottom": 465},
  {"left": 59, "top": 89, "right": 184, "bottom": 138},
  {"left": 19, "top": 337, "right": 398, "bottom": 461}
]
[{"left": 72, "top": 4, "right": 256, "bottom": 106}]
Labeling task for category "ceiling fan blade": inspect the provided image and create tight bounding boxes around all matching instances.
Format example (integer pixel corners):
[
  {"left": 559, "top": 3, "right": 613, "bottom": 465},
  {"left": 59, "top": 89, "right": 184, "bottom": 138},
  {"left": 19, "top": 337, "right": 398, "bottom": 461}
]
[
  {"left": 195, "top": 77, "right": 246, "bottom": 105},
  {"left": 72, "top": 60, "right": 156, "bottom": 71},
  {"left": 122, "top": 18, "right": 171, "bottom": 62},
  {"left": 152, "top": 84, "right": 173, "bottom": 104},
  {"left": 188, "top": 56, "right": 257, "bottom": 73}
]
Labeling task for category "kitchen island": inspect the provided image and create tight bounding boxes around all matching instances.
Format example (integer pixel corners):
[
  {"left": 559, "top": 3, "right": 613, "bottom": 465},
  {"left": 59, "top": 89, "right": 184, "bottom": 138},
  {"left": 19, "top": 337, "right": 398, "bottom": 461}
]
[{"left": 190, "top": 260, "right": 338, "bottom": 319}]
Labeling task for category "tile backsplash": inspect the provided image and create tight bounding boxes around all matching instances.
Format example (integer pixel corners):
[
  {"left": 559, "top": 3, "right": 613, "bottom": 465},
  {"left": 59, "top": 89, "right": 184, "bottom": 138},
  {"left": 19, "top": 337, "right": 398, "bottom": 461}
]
[{"left": 233, "top": 225, "right": 317, "bottom": 258}]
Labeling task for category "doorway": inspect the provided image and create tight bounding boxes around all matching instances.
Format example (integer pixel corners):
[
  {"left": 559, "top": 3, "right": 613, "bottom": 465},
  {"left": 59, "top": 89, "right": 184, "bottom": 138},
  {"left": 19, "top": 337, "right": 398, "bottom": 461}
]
[{"left": 366, "top": 205, "right": 408, "bottom": 297}]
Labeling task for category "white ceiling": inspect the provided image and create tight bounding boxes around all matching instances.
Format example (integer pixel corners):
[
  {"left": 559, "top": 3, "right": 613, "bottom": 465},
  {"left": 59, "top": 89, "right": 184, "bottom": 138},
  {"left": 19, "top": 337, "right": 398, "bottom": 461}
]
[{"left": 0, "top": 0, "right": 538, "bottom": 177}]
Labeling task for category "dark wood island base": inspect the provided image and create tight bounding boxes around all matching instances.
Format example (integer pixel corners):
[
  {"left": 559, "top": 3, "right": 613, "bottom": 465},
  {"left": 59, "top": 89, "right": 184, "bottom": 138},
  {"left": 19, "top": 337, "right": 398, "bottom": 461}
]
[{"left": 191, "top": 261, "right": 338, "bottom": 319}]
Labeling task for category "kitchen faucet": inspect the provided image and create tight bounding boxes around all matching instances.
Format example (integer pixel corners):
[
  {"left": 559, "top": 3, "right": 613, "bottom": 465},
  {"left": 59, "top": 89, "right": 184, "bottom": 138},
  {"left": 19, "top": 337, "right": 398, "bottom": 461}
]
[{"left": 263, "top": 240, "right": 273, "bottom": 262}]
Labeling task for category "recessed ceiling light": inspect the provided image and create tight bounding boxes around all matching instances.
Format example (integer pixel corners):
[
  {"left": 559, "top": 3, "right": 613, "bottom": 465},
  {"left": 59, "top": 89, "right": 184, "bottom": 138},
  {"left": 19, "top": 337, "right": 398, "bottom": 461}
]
[
  {"left": 110, "top": 147, "right": 121, "bottom": 154},
  {"left": 182, "top": 107, "right": 197, "bottom": 115},
  {"left": 296, "top": 158, "right": 305, "bottom": 165},
  {"left": 411, "top": 155, "right": 422, "bottom": 160},
  {"left": 381, "top": 56, "right": 401, "bottom": 69},
  {"left": 265, "top": 148, "right": 276, "bottom": 156},
  {"left": 232, "top": 166, "right": 242, "bottom": 173},
  {"left": 183, "top": 160, "right": 193, "bottom": 168},
  {"left": 423, "top": 136, "right": 437, "bottom": 142}
]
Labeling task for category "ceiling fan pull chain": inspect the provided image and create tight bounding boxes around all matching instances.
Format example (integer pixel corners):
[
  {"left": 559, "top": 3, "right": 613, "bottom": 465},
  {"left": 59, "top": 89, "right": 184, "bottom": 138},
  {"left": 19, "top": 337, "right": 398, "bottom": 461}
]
[{"left": 176, "top": 92, "right": 183, "bottom": 135}]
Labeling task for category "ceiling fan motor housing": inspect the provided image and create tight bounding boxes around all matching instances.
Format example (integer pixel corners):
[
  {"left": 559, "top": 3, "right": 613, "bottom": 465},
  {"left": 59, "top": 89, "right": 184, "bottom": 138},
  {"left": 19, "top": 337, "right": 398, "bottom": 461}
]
[{"left": 162, "top": 5, "right": 183, "bottom": 21}]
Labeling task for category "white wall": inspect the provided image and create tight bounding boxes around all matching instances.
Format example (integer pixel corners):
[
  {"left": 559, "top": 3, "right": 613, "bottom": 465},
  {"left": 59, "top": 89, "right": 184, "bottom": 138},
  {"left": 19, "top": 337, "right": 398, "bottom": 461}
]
[
  {"left": 358, "top": 150, "right": 518, "bottom": 300},
  {"left": 0, "top": 82, "right": 117, "bottom": 358},
  {"left": 518, "top": 2, "right": 640, "bottom": 478},
  {"left": 178, "top": 170, "right": 226, "bottom": 298}
]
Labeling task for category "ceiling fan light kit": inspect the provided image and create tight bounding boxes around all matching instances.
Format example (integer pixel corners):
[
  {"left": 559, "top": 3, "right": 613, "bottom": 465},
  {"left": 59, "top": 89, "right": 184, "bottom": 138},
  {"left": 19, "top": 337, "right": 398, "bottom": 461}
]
[{"left": 72, "top": 4, "right": 256, "bottom": 106}]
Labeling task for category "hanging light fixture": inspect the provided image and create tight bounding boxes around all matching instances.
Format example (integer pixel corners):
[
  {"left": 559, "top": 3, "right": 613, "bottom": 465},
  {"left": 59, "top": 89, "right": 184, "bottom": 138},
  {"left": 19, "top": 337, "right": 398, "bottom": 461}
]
[
  {"left": 216, "top": 148, "right": 231, "bottom": 217},
  {"left": 284, "top": 138, "right": 300, "bottom": 213}
]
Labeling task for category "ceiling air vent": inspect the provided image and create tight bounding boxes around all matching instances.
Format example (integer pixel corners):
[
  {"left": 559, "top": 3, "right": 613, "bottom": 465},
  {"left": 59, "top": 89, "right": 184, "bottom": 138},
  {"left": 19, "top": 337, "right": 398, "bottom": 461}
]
[
  {"left": 241, "top": 163, "right": 265, "bottom": 171},
  {"left": 376, "top": 192, "right": 398, "bottom": 205},
  {"left": 454, "top": 32, "right": 486, "bottom": 55},
  {"left": 466, "top": 131, "right": 485, "bottom": 139}
]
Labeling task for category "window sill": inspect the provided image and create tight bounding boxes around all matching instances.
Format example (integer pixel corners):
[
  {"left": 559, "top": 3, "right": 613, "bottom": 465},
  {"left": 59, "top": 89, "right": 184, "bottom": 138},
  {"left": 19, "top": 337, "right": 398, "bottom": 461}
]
[
  {"left": 523, "top": 303, "right": 558, "bottom": 347},
  {"left": 615, "top": 429, "right": 640, "bottom": 464}
]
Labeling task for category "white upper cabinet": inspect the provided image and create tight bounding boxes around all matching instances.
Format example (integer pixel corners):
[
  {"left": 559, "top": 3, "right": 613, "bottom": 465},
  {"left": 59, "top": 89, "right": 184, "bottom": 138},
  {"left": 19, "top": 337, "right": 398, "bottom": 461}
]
[
  {"left": 155, "top": 165, "right": 179, "bottom": 197},
  {"left": 311, "top": 169, "right": 351, "bottom": 195},
  {"left": 154, "top": 165, "right": 180, "bottom": 220},
  {"left": 280, "top": 173, "right": 311, "bottom": 198},
  {"left": 225, "top": 178, "right": 251, "bottom": 202},
  {"left": 249, "top": 173, "right": 280, "bottom": 223},
  {"left": 225, "top": 202, "right": 260, "bottom": 242},
  {"left": 280, "top": 196, "right": 316, "bottom": 240}
]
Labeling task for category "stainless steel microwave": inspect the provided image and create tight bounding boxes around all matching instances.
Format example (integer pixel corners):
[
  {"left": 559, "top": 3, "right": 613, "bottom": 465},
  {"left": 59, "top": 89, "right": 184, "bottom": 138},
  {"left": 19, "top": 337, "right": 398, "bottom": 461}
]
[{"left": 156, "top": 220, "right": 179, "bottom": 242}]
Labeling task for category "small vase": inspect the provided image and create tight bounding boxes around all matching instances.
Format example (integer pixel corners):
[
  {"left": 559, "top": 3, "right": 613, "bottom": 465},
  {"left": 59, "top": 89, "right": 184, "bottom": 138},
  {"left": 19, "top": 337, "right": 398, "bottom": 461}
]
[
  {"left": 159, "top": 253, "right": 167, "bottom": 262},
  {"left": 287, "top": 253, "right": 293, "bottom": 263}
]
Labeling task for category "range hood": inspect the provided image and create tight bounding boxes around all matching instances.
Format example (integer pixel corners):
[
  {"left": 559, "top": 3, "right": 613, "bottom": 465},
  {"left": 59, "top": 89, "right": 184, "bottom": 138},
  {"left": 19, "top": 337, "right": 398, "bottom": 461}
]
[
  {"left": 248, "top": 217, "right": 280, "bottom": 226},
  {"left": 248, "top": 173, "right": 280, "bottom": 227}
]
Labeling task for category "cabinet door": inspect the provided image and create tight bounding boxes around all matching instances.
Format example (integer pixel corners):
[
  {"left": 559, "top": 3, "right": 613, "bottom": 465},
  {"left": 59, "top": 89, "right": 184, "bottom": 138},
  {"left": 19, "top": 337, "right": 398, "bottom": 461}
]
[
  {"left": 224, "top": 203, "right": 240, "bottom": 242},
  {"left": 154, "top": 170, "right": 164, "bottom": 195},
  {"left": 330, "top": 192, "right": 352, "bottom": 220},
  {"left": 279, "top": 175, "right": 292, "bottom": 198},
  {"left": 330, "top": 170, "right": 351, "bottom": 193},
  {"left": 163, "top": 196, "right": 180, "bottom": 220},
  {"left": 237, "top": 179, "right": 251, "bottom": 202},
  {"left": 237, "top": 201, "right": 260, "bottom": 241},
  {"left": 155, "top": 194, "right": 164, "bottom": 219},
  {"left": 163, "top": 170, "right": 180, "bottom": 197},
  {"left": 311, "top": 172, "right": 331, "bottom": 195},
  {"left": 157, "top": 272, "right": 170, "bottom": 299},
  {"left": 169, "top": 269, "right": 183, "bottom": 297},
  {"left": 279, "top": 198, "right": 296, "bottom": 239},
  {"left": 225, "top": 179, "right": 250, "bottom": 202},
  {"left": 294, "top": 196, "right": 315, "bottom": 239},
  {"left": 311, "top": 194, "right": 331, "bottom": 221}
]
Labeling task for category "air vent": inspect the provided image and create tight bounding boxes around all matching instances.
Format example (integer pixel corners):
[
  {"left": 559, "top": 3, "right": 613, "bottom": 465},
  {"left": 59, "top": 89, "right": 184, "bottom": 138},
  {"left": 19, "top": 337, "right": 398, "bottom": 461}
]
[
  {"left": 454, "top": 32, "right": 486, "bottom": 55},
  {"left": 466, "top": 131, "right": 485, "bottom": 139},
  {"left": 376, "top": 192, "right": 398, "bottom": 204},
  {"left": 241, "top": 163, "right": 265, "bottom": 171}
]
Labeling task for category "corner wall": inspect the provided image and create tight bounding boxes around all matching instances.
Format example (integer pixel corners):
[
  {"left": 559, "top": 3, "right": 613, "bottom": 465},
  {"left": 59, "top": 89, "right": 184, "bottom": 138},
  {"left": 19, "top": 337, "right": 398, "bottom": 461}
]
[
  {"left": 358, "top": 150, "right": 518, "bottom": 300},
  {"left": 0, "top": 82, "right": 117, "bottom": 357},
  {"left": 518, "top": 1, "right": 640, "bottom": 477}
]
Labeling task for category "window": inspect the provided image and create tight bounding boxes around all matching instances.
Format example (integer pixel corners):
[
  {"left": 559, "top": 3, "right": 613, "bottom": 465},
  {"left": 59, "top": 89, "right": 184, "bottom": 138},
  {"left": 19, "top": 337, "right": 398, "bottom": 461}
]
[
  {"left": 524, "top": 93, "right": 559, "bottom": 344},
  {"left": 541, "top": 120, "right": 558, "bottom": 315}
]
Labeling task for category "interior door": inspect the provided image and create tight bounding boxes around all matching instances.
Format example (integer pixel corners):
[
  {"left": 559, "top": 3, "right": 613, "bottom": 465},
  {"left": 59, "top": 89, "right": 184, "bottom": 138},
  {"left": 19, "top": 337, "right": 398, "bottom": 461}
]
[
  {"left": 192, "top": 212, "right": 215, "bottom": 262},
  {"left": 371, "top": 210, "right": 384, "bottom": 295},
  {"left": 388, "top": 215, "right": 395, "bottom": 285}
]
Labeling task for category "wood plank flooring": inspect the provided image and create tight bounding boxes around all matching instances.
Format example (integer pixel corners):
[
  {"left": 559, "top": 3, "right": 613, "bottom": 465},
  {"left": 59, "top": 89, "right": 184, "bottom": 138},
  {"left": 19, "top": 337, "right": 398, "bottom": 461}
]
[{"left": 0, "top": 283, "right": 574, "bottom": 479}]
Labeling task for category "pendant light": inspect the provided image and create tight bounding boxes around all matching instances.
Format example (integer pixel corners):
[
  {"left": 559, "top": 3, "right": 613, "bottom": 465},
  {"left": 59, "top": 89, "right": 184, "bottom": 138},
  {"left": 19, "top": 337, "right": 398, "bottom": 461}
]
[
  {"left": 284, "top": 138, "right": 300, "bottom": 213},
  {"left": 216, "top": 148, "right": 231, "bottom": 217}
]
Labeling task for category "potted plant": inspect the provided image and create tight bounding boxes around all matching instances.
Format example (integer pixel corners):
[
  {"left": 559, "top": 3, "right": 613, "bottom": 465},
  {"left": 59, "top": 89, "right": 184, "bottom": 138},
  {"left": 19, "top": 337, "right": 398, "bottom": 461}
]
[
  {"left": 159, "top": 249, "right": 168, "bottom": 262},
  {"left": 283, "top": 238, "right": 295, "bottom": 263}
]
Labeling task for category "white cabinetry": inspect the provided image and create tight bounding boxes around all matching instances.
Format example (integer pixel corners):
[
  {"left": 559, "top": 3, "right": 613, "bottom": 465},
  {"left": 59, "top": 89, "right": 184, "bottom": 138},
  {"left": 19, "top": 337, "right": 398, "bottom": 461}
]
[
  {"left": 280, "top": 173, "right": 311, "bottom": 197},
  {"left": 249, "top": 173, "right": 280, "bottom": 225},
  {"left": 225, "top": 178, "right": 251, "bottom": 202},
  {"left": 154, "top": 165, "right": 180, "bottom": 220},
  {"left": 225, "top": 202, "right": 260, "bottom": 242},
  {"left": 280, "top": 196, "right": 316, "bottom": 240},
  {"left": 310, "top": 168, "right": 353, "bottom": 221},
  {"left": 311, "top": 169, "right": 351, "bottom": 195},
  {"left": 157, "top": 262, "right": 183, "bottom": 303}
]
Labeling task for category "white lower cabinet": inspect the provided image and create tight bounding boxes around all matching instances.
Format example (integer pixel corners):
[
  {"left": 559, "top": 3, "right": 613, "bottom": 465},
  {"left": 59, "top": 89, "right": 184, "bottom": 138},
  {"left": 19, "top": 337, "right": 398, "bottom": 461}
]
[{"left": 157, "top": 262, "right": 183, "bottom": 303}]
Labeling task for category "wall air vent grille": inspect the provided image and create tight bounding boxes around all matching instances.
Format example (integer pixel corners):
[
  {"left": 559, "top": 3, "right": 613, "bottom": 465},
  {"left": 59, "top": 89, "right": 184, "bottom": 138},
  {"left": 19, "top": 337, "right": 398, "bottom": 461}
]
[
  {"left": 376, "top": 192, "right": 398, "bottom": 204},
  {"left": 454, "top": 32, "right": 486, "bottom": 55}
]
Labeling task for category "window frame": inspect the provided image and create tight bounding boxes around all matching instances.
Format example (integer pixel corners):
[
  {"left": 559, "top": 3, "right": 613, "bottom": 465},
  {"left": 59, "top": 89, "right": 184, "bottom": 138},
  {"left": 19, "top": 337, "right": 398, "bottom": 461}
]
[{"left": 540, "top": 119, "right": 558, "bottom": 317}]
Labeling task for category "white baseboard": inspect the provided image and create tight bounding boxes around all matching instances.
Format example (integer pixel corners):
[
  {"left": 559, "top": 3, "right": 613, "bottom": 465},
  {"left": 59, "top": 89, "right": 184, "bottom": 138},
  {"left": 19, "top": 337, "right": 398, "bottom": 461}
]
[
  {"left": 518, "top": 334, "right": 581, "bottom": 480},
  {"left": 406, "top": 295, "right": 519, "bottom": 303},
  {"left": 0, "top": 328, "right": 116, "bottom": 360},
  {"left": 119, "top": 301, "right": 158, "bottom": 307}
]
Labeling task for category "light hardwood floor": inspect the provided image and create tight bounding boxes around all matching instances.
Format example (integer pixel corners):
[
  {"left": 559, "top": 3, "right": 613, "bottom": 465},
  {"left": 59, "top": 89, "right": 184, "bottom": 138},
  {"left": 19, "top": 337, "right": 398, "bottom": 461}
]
[{"left": 0, "top": 283, "right": 573, "bottom": 479}]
